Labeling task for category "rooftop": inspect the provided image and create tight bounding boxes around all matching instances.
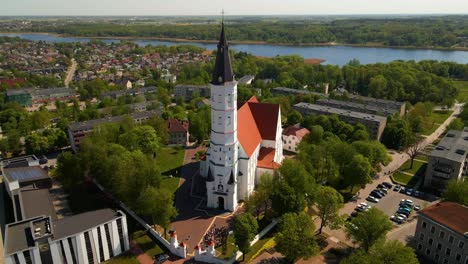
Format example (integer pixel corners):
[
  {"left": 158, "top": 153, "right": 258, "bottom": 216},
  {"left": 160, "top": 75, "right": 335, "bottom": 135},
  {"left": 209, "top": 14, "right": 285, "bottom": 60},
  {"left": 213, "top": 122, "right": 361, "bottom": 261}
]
[
  {"left": 257, "top": 147, "right": 281, "bottom": 170},
  {"left": 294, "top": 102, "right": 387, "bottom": 123},
  {"left": 282, "top": 124, "right": 310, "bottom": 141},
  {"left": 3, "top": 166, "right": 49, "bottom": 183},
  {"left": 418, "top": 202, "right": 468, "bottom": 235},
  {"left": 68, "top": 111, "right": 160, "bottom": 132},
  {"left": 429, "top": 128, "right": 468, "bottom": 163},
  {"left": 272, "top": 87, "right": 324, "bottom": 97},
  {"left": 20, "top": 188, "right": 57, "bottom": 220},
  {"left": 316, "top": 98, "right": 399, "bottom": 116},
  {"left": 5, "top": 216, "right": 42, "bottom": 255},
  {"left": 167, "top": 119, "right": 189, "bottom": 133},
  {"left": 52, "top": 208, "right": 122, "bottom": 240}
]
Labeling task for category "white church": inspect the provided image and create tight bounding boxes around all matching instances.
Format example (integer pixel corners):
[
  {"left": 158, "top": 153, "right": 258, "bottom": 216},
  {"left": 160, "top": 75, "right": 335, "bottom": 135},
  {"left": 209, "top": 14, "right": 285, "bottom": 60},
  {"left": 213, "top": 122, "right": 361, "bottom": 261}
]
[{"left": 200, "top": 22, "right": 283, "bottom": 211}]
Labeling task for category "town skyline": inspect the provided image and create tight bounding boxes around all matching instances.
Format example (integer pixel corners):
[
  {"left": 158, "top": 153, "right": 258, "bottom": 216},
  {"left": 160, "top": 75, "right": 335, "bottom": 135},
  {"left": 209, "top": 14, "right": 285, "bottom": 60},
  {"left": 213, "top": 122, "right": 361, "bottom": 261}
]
[{"left": 2, "top": 0, "right": 468, "bottom": 16}]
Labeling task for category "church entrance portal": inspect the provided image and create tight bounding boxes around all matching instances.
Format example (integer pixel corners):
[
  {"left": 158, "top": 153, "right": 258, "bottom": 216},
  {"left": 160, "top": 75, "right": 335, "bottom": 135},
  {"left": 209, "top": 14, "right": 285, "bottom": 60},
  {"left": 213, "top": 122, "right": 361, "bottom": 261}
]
[{"left": 218, "top": 197, "right": 225, "bottom": 210}]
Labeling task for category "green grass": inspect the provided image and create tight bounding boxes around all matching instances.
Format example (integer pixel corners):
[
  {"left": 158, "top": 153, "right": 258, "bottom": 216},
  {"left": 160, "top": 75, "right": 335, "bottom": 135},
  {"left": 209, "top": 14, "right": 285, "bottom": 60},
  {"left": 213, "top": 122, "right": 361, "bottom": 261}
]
[
  {"left": 132, "top": 230, "right": 165, "bottom": 257},
  {"left": 421, "top": 110, "right": 453, "bottom": 135},
  {"left": 455, "top": 80, "right": 468, "bottom": 102},
  {"left": 216, "top": 234, "right": 238, "bottom": 259},
  {"left": 391, "top": 172, "right": 415, "bottom": 186},
  {"left": 104, "top": 253, "right": 139, "bottom": 264},
  {"left": 400, "top": 159, "right": 427, "bottom": 175},
  {"left": 415, "top": 154, "right": 428, "bottom": 162},
  {"left": 156, "top": 146, "right": 185, "bottom": 175},
  {"left": 160, "top": 176, "right": 180, "bottom": 194}
]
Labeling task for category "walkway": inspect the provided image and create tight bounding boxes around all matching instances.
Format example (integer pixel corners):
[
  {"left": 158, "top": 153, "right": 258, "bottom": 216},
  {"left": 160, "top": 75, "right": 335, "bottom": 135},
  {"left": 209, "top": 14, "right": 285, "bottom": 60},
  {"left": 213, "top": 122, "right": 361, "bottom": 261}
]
[
  {"left": 321, "top": 103, "right": 463, "bottom": 245},
  {"left": 64, "top": 58, "right": 77, "bottom": 88}
]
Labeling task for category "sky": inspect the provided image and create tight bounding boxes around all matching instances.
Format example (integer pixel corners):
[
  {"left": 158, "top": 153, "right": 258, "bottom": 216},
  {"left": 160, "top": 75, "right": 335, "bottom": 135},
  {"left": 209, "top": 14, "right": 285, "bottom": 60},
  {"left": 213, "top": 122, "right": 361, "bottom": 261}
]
[{"left": 2, "top": 0, "right": 468, "bottom": 16}]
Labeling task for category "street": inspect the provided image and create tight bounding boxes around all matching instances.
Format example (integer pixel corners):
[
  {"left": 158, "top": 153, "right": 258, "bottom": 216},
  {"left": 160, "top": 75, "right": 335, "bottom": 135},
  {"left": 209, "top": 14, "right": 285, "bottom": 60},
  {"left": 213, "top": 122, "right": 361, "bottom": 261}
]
[
  {"left": 321, "top": 103, "right": 463, "bottom": 245},
  {"left": 64, "top": 58, "right": 77, "bottom": 88}
]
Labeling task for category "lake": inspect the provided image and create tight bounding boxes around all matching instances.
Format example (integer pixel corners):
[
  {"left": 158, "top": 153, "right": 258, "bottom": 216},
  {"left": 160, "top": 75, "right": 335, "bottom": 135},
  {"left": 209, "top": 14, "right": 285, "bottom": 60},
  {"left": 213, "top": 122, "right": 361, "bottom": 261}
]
[{"left": 2, "top": 33, "right": 468, "bottom": 66}]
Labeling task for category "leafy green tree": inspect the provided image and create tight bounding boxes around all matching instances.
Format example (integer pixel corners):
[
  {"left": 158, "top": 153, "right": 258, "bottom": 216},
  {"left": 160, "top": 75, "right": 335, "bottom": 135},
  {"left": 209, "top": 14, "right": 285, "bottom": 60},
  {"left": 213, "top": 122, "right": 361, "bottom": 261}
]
[
  {"left": 119, "top": 126, "right": 160, "bottom": 156},
  {"left": 233, "top": 212, "right": 258, "bottom": 261},
  {"left": 145, "top": 116, "right": 170, "bottom": 143},
  {"left": 442, "top": 179, "right": 468, "bottom": 206},
  {"left": 315, "top": 186, "right": 344, "bottom": 234},
  {"left": 345, "top": 208, "right": 392, "bottom": 252},
  {"left": 137, "top": 186, "right": 177, "bottom": 237},
  {"left": 55, "top": 151, "right": 83, "bottom": 188},
  {"left": 342, "top": 239, "right": 418, "bottom": 264},
  {"left": 249, "top": 173, "right": 273, "bottom": 217},
  {"left": 25, "top": 134, "right": 49, "bottom": 154},
  {"left": 271, "top": 180, "right": 306, "bottom": 216},
  {"left": 275, "top": 212, "right": 319, "bottom": 263},
  {"left": 287, "top": 110, "right": 303, "bottom": 125},
  {"left": 277, "top": 159, "right": 315, "bottom": 199},
  {"left": 447, "top": 118, "right": 465, "bottom": 131},
  {"left": 344, "top": 154, "right": 372, "bottom": 193},
  {"left": 382, "top": 116, "right": 413, "bottom": 150}
]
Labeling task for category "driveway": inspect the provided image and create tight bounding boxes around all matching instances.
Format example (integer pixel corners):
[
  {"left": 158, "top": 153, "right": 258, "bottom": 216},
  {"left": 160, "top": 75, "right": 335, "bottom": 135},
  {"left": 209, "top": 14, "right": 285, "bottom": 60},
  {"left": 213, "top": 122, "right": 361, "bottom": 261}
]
[{"left": 320, "top": 104, "right": 463, "bottom": 245}]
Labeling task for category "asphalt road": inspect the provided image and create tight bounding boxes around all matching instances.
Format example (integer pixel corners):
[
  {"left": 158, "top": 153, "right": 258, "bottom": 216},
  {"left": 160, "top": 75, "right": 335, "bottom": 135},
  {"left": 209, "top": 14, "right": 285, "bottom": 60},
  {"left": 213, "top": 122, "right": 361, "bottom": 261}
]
[{"left": 64, "top": 58, "right": 77, "bottom": 88}]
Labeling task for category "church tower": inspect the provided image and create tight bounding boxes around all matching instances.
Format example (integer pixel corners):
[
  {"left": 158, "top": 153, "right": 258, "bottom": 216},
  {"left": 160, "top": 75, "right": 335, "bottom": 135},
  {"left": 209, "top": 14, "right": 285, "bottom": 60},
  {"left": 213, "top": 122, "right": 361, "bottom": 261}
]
[{"left": 205, "top": 22, "right": 239, "bottom": 211}]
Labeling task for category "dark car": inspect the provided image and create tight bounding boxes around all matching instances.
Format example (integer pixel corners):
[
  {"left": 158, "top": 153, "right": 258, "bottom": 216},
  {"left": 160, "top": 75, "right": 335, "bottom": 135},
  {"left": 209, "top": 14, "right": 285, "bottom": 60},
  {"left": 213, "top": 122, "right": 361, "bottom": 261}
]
[
  {"left": 39, "top": 155, "right": 48, "bottom": 165},
  {"left": 154, "top": 254, "right": 169, "bottom": 264},
  {"left": 371, "top": 190, "right": 384, "bottom": 198},
  {"left": 396, "top": 210, "right": 410, "bottom": 217},
  {"left": 393, "top": 185, "right": 401, "bottom": 192},
  {"left": 382, "top": 182, "right": 393, "bottom": 189}
]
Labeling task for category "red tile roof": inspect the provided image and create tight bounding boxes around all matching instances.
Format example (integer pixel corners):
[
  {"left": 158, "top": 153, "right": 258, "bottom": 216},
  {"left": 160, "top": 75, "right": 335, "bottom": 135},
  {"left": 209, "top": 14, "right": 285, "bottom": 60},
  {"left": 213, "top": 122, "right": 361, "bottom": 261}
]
[
  {"left": 257, "top": 147, "right": 281, "bottom": 169},
  {"left": 167, "top": 119, "right": 188, "bottom": 134},
  {"left": 237, "top": 96, "right": 281, "bottom": 157},
  {"left": 418, "top": 202, "right": 468, "bottom": 235},
  {"left": 237, "top": 101, "right": 262, "bottom": 157},
  {"left": 282, "top": 125, "right": 310, "bottom": 141}
]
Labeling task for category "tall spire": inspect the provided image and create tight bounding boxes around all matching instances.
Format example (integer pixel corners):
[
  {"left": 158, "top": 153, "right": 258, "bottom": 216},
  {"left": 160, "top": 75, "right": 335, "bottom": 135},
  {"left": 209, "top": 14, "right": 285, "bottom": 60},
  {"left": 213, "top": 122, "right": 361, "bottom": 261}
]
[{"left": 211, "top": 15, "right": 234, "bottom": 85}]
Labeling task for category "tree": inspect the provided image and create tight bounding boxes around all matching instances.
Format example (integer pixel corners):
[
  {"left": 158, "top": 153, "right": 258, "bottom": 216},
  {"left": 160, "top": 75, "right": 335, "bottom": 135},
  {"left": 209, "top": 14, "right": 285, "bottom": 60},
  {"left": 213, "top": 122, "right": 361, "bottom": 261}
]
[
  {"left": 55, "top": 151, "right": 83, "bottom": 188},
  {"left": 405, "top": 140, "right": 424, "bottom": 169},
  {"left": 25, "top": 134, "right": 49, "bottom": 154},
  {"left": 119, "top": 126, "right": 160, "bottom": 156},
  {"left": 233, "top": 212, "right": 258, "bottom": 261},
  {"left": 315, "top": 186, "right": 344, "bottom": 234},
  {"left": 271, "top": 180, "right": 306, "bottom": 216},
  {"left": 277, "top": 159, "right": 315, "bottom": 199},
  {"left": 343, "top": 154, "right": 372, "bottom": 193},
  {"left": 345, "top": 208, "right": 392, "bottom": 252},
  {"left": 447, "top": 118, "right": 464, "bottom": 131},
  {"left": 441, "top": 179, "right": 468, "bottom": 206},
  {"left": 275, "top": 212, "right": 319, "bottom": 263},
  {"left": 137, "top": 186, "right": 177, "bottom": 237},
  {"left": 287, "top": 110, "right": 303, "bottom": 125},
  {"left": 249, "top": 173, "right": 273, "bottom": 217},
  {"left": 342, "top": 239, "right": 419, "bottom": 264}
]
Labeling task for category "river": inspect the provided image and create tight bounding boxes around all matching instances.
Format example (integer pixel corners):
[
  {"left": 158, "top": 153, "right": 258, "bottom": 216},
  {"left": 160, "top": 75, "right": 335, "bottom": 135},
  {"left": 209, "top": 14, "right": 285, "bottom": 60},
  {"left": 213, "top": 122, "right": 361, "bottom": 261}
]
[{"left": 2, "top": 33, "right": 468, "bottom": 66}]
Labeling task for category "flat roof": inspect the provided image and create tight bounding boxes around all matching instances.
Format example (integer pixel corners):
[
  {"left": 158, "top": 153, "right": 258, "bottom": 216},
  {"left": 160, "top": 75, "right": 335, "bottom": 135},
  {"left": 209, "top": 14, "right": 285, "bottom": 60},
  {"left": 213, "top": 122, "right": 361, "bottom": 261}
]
[
  {"left": 419, "top": 202, "right": 468, "bottom": 235},
  {"left": 68, "top": 111, "right": 160, "bottom": 132},
  {"left": 294, "top": 102, "right": 387, "bottom": 123},
  {"left": 52, "top": 209, "right": 121, "bottom": 240},
  {"left": 174, "top": 84, "right": 209, "bottom": 89},
  {"left": 3, "top": 166, "right": 49, "bottom": 183},
  {"left": 33, "top": 87, "right": 74, "bottom": 97},
  {"left": 429, "top": 128, "right": 468, "bottom": 162},
  {"left": 5, "top": 88, "right": 34, "bottom": 96},
  {"left": 101, "top": 86, "right": 157, "bottom": 97},
  {"left": 272, "top": 87, "right": 324, "bottom": 97},
  {"left": 20, "top": 188, "right": 57, "bottom": 220},
  {"left": 347, "top": 93, "right": 405, "bottom": 108},
  {"left": 5, "top": 216, "right": 43, "bottom": 255},
  {"left": 317, "top": 98, "right": 398, "bottom": 116}
]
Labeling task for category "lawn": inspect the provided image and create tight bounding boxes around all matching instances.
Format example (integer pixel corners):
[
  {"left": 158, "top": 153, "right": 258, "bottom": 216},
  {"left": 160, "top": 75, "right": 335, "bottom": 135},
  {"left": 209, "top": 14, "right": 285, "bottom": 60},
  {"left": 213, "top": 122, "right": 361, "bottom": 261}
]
[
  {"left": 421, "top": 110, "right": 453, "bottom": 135},
  {"left": 161, "top": 176, "right": 180, "bottom": 194},
  {"left": 216, "top": 234, "right": 238, "bottom": 259},
  {"left": 242, "top": 235, "right": 276, "bottom": 263},
  {"left": 415, "top": 154, "right": 428, "bottom": 162},
  {"left": 104, "top": 253, "right": 139, "bottom": 264},
  {"left": 399, "top": 159, "right": 427, "bottom": 175},
  {"left": 455, "top": 80, "right": 468, "bottom": 102},
  {"left": 391, "top": 171, "right": 415, "bottom": 186},
  {"left": 132, "top": 230, "right": 165, "bottom": 257},
  {"left": 156, "top": 146, "right": 185, "bottom": 175}
]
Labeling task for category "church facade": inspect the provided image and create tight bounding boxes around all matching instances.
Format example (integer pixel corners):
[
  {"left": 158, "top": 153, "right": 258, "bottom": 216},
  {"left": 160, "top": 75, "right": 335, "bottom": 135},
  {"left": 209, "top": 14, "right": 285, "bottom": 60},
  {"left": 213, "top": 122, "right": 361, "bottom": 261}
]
[{"left": 200, "top": 23, "right": 283, "bottom": 211}]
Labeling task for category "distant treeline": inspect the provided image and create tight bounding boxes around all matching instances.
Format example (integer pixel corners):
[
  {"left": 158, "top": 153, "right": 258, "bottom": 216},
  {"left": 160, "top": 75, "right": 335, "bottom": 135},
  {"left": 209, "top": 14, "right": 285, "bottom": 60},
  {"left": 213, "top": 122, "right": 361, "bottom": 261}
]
[{"left": 24, "top": 16, "right": 468, "bottom": 48}]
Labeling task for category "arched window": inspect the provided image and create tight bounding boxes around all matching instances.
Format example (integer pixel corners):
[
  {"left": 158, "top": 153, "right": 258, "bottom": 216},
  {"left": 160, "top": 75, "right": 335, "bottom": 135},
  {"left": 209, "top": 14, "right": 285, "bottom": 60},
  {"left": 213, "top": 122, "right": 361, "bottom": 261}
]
[{"left": 218, "top": 184, "right": 223, "bottom": 191}]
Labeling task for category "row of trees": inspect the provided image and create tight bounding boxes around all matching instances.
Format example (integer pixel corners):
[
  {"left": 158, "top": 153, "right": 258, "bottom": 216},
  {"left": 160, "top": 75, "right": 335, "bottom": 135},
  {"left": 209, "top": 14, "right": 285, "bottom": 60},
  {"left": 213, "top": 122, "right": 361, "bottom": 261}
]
[{"left": 28, "top": 17, "right": 468, "bottom": 48}]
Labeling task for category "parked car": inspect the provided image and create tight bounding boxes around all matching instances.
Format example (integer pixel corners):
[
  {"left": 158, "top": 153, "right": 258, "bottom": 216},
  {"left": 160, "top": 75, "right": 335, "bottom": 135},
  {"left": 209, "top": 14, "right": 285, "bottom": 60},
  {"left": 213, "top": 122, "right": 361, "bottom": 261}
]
[
  {"left": 401, "top": 199, "right": 414, "bottom": 206},
  {"left": 154, "top": 254, "right": 169, "bottom": 264},
  {"left": 370, "top": 190, "right": 384, "bottom": 199},
  {"left": 399, "top": 187, "right": 406, "bottom": 193},
  {"left": 382, "top": 182, "right": 393, "bottom": 189},
  {"left": 393, "top": 185, "right": 401, "bottom": 191},
  {"left": 406, "top": 188, "right": 414, "bottom": 195},
  {"left": 399, "top": 203, "right": 412, "bottom": 210},
  {"left": 414, "top": 205, "right": 421, "bottom": 211},
  {"left": 398, "top": 207, "right": 412, "bottom": 213},
  {"left": 377, "top": 188, "right": 388, "bottom": 195},
  {"left": 413, "top": 190, "right": 421, "bottom": 197},
  {"left": 367, "top": 195, "right": 379, "bottom": 203},
  {"left": 390, "top": 215, "right": 406, "bottom": 224},
  {"left": 396, "top": 213, "right": 408, "bottom": 220},
  {"left": 396, "top": 210, "right": 410, "bottom": 217},
  {"left": 39, "top": 155, "right": 48, "bottom": 165}
]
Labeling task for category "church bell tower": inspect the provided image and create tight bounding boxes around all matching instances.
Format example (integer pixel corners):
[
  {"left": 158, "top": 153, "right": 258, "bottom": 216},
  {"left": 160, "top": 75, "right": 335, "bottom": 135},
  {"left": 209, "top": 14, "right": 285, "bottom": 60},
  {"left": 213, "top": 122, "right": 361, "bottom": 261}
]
[{"left": 205, "top": 21, "right": 239, "bottom": 211}]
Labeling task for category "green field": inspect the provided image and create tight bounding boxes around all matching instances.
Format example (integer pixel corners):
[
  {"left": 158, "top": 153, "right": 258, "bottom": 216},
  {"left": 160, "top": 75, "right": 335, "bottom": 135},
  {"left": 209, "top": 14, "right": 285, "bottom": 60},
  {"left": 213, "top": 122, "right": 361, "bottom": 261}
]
[
  {"left": 161, "top": 176, "right": 180, "bottom": 194},
  {"left": 391, "top": 172, "right": 416, "bottom": 186},
  {"left": 132, "top": 230, "right": 165, "bottom": 257},
  {"left": 422, "top": 110, "right": 453, "bottom": 135},
  {"left": 156, "top": 146, "right": 185, "bottom": 175},
  {"left": 399, "top": 159, "right": 427, "bottom": 175},
  {"left": 104, "top": 254, "right": 139, "bottom": 264},
  {"left": 415, "top": 154, "right": 428, "bottom": 162},
  {"left": 455, "top": 80, "right": 468, "bottom": 102}
]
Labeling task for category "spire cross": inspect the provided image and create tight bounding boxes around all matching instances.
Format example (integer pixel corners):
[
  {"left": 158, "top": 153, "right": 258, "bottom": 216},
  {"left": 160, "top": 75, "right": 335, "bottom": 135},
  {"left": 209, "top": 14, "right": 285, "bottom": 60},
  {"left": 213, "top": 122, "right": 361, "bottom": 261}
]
[{"left": 221, "top": 9, "right": 225, "bottom": 24}]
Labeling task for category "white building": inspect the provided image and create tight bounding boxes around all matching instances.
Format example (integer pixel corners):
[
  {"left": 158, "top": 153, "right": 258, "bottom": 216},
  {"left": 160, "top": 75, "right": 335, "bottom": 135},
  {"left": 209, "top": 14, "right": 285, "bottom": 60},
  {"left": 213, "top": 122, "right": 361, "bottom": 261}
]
[
  {"left": 200, "top": 23, "right": 283, "bottom": 211},
  {"left": 4, "top": 209, "right": 129, "bottom": 264},
  {"left": 282, "top": 124, "right": 310, "bottom": 153}
]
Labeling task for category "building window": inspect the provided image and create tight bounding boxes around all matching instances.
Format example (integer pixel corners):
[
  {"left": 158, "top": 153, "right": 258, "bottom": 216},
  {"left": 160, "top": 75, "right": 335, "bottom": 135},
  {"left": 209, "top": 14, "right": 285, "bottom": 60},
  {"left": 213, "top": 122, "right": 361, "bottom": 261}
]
[
  {"left": 437, "top": 243, "right": 442, "bottom": 250},
  {"left": 446, "top": 248, "right": 451, "bottom": 256},
  {"left": 419, "top": 234, "right": 424, "bottom": 240},
  {"left": 417, "top": 244, "right": 422, "bottom": 250},
  {"left": 459, "top": 241, "right": 465, "bottom": 249},
  {"left": 456, "top": 254, "right": 461, "bottom": 261},
  {"left": 68, "top": 237, "right": 78, "bottom": 263},
  {"left": 23, "top": 250, "right": 32, "bottom": 264},
  {"left": 431, "top": 226, "right": 435, "bottom": 233},
  {"left": 429, "top": 238, "right": 433, "bottom": 245},
  {"left": 426, "top": 249, "right": 431, "bottom": 255},
  {"left": 449, "top": 236, "right": 454, "bottom": 243},
  {"left": 440, "top": 231, "right": 445, "bottom": 238},
  {"left": 422, "top": 221, "right": 427, "bottom": 228}
]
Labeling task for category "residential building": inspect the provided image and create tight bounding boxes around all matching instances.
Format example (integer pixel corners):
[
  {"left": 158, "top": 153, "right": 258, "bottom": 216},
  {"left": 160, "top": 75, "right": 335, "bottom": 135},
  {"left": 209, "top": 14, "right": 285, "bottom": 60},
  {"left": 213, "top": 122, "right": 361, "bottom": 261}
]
[
  {"left": 424, "top": 129, "right": 468, "bottom": 190},
  {"left": 100, "top": 87, "right": 157, "bottom": 100},
  {"left": 173, "top": 84, "right": 210, "bottom": 101},
  {"left": 237, "top": 75, "right": 255, "bottom": 85},
  {"left": 68, "top": 111, "right": 160, "bottom": 151},
  {"left": 282, "top": 124, "right": 310, "bottom": 153},
  {"left": 5, "top": 89, "right": 33, "bottom": 107},
  {"left": 199, "top": 23, "right": 283, "bottom": 211},
  {"left": 271, "top": 87, "right": 324, "bottom": 98},
  {"left": 414, "top": 202, "right": 468, "bottom": 264},
  {"left": 5, "top": 88, "right": 77, "bottom": 107},
  {"left": 316, "top": 98, "right": 399, "bottom": 117},
  {"left": 338, "top": 92, "right": 406, "bottom": 116},
  {"left": 2, "top": 165, "right": 130, "bottom": 264},
  {"left": 294, "top": 102, "right": 387, "bottom": 140},
  {"left": 166, "top": 119, "right": 189, "bottom": 146}
]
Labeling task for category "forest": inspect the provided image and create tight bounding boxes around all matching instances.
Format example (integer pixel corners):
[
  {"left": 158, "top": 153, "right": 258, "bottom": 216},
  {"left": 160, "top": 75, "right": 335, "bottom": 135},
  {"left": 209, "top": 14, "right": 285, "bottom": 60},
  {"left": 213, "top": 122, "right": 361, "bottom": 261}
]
[{"left": 22, "top": 16, "right": 468, "bottom": 48}]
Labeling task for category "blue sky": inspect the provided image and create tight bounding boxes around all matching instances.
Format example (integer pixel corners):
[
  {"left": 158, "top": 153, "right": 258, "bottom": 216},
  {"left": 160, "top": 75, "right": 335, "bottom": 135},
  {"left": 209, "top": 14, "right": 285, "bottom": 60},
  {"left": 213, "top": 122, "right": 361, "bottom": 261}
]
[{"left": 2, "top": 0, "right": 468, "bottom": 16}]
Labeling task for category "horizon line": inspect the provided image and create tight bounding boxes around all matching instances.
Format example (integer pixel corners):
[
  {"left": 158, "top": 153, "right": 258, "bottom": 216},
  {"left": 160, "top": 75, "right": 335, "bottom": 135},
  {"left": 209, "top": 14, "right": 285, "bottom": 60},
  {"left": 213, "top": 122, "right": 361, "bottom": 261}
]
[{"left": 1, "top": 13, "right": 468, "bottom": 17}]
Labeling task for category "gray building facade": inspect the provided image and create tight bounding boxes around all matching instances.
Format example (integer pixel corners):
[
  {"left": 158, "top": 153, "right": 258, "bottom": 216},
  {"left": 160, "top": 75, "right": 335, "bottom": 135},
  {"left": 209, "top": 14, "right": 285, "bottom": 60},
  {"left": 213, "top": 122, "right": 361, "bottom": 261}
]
[{"left": 173, "top": 84, "right": 210, "bottom": 101}]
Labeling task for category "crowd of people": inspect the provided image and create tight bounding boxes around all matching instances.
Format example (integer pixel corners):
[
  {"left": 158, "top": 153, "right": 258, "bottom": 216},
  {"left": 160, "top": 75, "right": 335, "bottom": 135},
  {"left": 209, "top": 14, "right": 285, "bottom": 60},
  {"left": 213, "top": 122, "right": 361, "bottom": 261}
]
[{"left": 203, "top": 224, "right": 230, "bottom": 247}]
